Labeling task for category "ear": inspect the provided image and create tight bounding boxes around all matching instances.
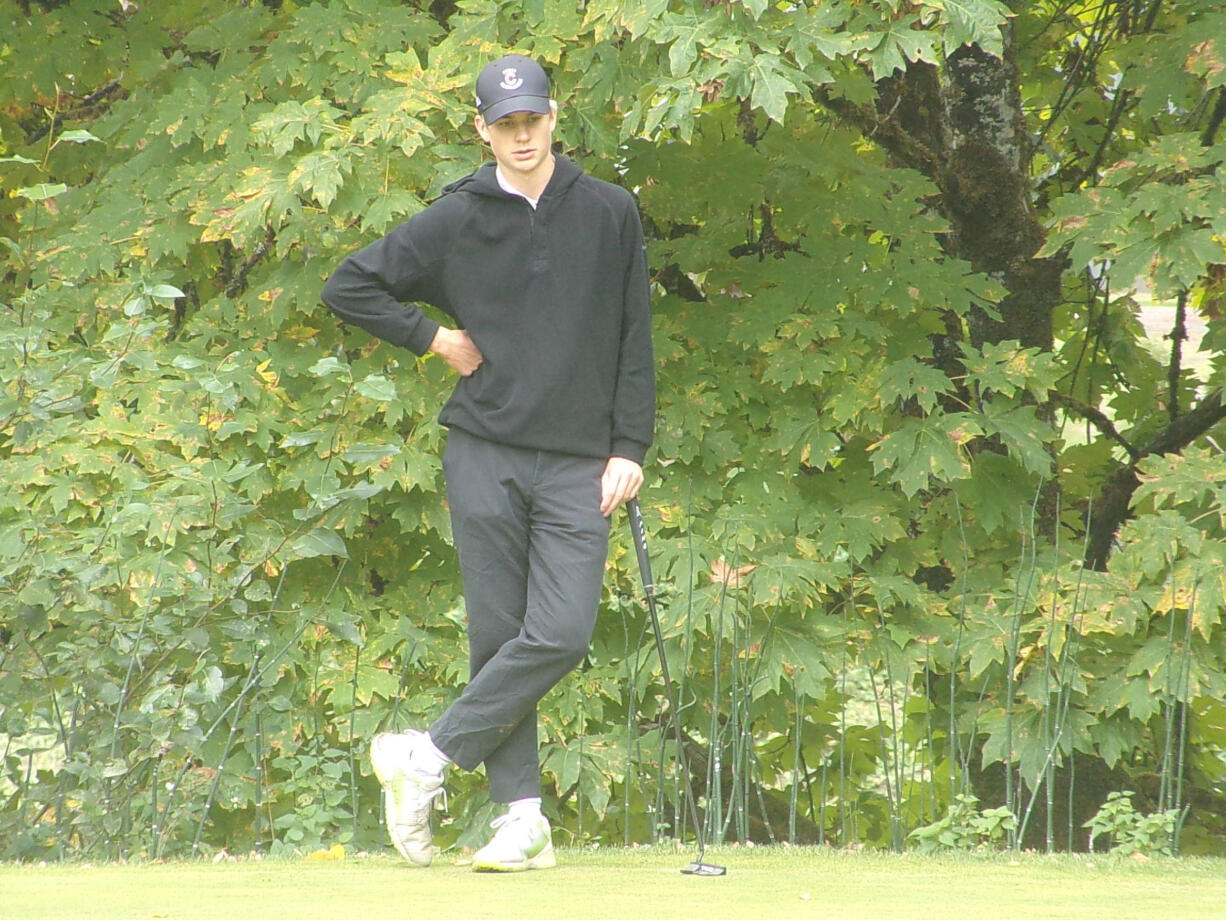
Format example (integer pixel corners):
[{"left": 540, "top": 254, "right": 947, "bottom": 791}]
[{"left": 474, "top": 114, "right": 491, "bottom": 144}]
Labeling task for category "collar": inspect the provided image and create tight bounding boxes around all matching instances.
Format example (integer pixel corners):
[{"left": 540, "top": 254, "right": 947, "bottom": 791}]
[{"left": 495, "top": 166, "right": 539, "bottom": 209}]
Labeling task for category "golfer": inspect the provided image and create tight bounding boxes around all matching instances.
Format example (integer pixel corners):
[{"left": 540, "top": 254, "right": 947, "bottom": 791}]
[{"left": 321, "top": 53, "right": 654, "bottom": 872}]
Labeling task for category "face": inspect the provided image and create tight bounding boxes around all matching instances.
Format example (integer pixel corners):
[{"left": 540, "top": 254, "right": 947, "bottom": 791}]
[{"left": 475, "top": 102, "right": 557, "bottom": 180}]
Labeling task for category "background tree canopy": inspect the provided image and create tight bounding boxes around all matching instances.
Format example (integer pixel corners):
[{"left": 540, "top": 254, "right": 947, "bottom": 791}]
[{"left": 2, "top": 0, "right": 1224, "bottom": 859}]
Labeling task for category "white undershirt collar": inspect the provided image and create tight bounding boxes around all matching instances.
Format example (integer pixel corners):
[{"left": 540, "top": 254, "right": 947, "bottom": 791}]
[{"left": 495, "top": 166, "right": 540, "bottom": 209}]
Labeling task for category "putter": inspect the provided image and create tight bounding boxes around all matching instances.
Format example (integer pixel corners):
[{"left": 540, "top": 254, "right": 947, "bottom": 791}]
[{"left": 626, "top": 499, "right": 727, "bottom": 877}]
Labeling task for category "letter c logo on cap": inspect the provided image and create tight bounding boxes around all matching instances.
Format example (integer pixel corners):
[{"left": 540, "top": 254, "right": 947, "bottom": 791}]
[{"left": 499, "top": 68, "right": 524, "bottom": 91}]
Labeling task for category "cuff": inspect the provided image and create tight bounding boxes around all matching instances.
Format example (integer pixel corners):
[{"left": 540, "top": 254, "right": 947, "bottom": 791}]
[
  {"left": 610, "top": 438, "right": 648, "bottom": 467},
  {"left": 405, "top": 317, "right": 441, "bottom": 357}
]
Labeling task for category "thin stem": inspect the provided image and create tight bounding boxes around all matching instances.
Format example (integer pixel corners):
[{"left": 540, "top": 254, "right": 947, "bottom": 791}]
[
  {"left": 349, "top": 641, "right": 361, "bottom": 847},
  {"left": 790, "top": 683, "right": 803, "bottom": 843},
  {"left": 950, "top": 493, "right": 972, "bottom": 799},
  {"left": 1172, "top": 576, "right": 1196, "bottom": 853},
  {"left": 872, "top": 601, "right": 904, "bottom": 851},
  {"left": 157, "top": 562, "right": 345, "bottom": 856},
  {"left": 1158, "top": 544, "right": 1179, "bottom": 814},
  {"left": 867, "top": 662, "right": 900, "bottom": 850},
  {"left": 191, "top": 690, "right": 252, "bottom": 856},
  {"left": 839, "top": 564, "right": 851, "bottom": 844},
  {"left": 707, "top": 544, "right": 735, "bottom": 846}
]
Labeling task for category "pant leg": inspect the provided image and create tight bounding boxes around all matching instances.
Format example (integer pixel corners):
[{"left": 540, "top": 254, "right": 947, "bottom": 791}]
[
  {"left": 492, "top": 449, "right": 609, "bottom": 800},
  {"left": 429, "top": 429, "right": 609, "bottom": 803},
  {"left": 430, "top": 429, "right": 536, "bottom": 800}
]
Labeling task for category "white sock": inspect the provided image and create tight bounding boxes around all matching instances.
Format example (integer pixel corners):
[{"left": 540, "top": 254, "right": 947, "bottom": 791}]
[
  {"left": 507, "top": 797, "right": 543, "bottom": 820},
  {"left": 413, "top": 732, "right": 453, "bottom": 777}
]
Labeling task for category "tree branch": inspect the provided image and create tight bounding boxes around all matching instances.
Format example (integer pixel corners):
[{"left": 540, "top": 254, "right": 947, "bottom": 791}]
[
  {"left": 1051, "top": 392, "right": 1141, "bottom": 461},
  {"left": 1068, "top": 88, "right": 1133, "bottom": 190},
  {"left": 1201, "top": 85, "right": 1226, "bottom": 148},
  {"left": 26, "top": 78, "right": 126, "bottom": 145},
  {"left": 223, "top": 226, "right": 277, "bottom": 299},
  {"left": 812, "top": 84, "right": 942, "bottom": 180},
  {"left": 1167, "top": 289, "right": 1188, "bottom": 422},
  {"left": 1143, "top": 387, "right": 1226, "bottom": 457},
  {"left": 1085, "top": 388, "right": 1226, "bottom": 569}
]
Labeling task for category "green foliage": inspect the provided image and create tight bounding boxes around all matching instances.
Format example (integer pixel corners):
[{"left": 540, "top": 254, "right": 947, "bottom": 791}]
[
  {"left": 1084, "top": 792, "right": 1181, "bottom": 857},
  {"left": 2, "top": 0, "right": 1226, "bottom": 862},
  {"left": 909, "top": 793, "right": 1018, "bottom": 853},
  {"left": 1042, "top": 135, "right": 1226, "bottom": 299}
]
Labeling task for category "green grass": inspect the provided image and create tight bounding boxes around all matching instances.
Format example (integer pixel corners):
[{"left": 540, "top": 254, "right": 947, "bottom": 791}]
[{"left": 2, "top": 847, "right": 1224, "bottom": 920}]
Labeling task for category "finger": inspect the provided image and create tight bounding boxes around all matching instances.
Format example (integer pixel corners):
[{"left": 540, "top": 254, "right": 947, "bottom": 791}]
[
  {"left": 602, "top": 476, "right": 630, "bottom": 516},
  {"left": 600, "top": 481, "right": 616, "bottom": 517},
  {"left": 624, "top": 475, "right": 642, "bottom": 501},
  {"left": 457, "top": 350, "right": 483, "bottom": 376},
  {"left": 600, "top": 474, "right": 621, "bottom": 517}
]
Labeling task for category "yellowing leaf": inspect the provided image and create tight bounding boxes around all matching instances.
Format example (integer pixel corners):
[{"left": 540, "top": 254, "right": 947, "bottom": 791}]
[
  {"left": 305, "top": 843, "right": 346, "bottom": 861},
  {"left": 1187, "top": 38, "right": 1226, "bottom": 88},
  {"left": 709, "top": 557, "right": 756, "bottom": 587},
  {"left": 255, "top": 359, "right": 280, "bottom": 387}
]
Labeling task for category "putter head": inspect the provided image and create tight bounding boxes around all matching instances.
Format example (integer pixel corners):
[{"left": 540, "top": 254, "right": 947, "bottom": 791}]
[{"left": 681, "top": 861, "right": 727, "bottom": 876}]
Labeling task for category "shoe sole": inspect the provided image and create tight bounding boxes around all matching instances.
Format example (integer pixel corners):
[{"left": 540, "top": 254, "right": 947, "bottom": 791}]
[
  {"left": 383, "top": 786, "right": 433, "bottom": 867},
  {"left": 371, "top": 733, "right": 434, "bottom": 868},
  {"left": 472, "top": 843, "right": 557, "bottom": 873}
]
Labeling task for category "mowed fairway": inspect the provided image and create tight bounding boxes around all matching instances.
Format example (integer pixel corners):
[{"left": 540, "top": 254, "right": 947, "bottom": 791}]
[{"left": 2, "top": 847, "right": 1223, "bottom": 920}]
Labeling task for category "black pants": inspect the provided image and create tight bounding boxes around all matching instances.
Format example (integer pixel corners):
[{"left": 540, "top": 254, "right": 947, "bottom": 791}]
[{"left": 428, "top": 428, "right": 611, "bottom": 803}]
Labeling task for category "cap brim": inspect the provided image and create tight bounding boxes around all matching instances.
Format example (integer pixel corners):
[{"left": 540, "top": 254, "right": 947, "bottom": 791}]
[{"left": 479, "top": 95, "right": 551, "bottom": 124}]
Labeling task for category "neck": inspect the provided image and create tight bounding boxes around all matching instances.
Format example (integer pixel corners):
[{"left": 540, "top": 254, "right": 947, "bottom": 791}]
[{"left": 499, "top": 154, "right": 556, "bottom": 201}]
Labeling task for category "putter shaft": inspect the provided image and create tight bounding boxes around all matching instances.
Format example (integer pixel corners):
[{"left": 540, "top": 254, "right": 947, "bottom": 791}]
[{"left": 627, "top": 499, "right": 726, "bottom": 877}]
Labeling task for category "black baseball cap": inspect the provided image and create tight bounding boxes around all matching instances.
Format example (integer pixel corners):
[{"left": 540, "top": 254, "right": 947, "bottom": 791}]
[{"left": 475, "top": 54, "right": 551, "bottom": 124}]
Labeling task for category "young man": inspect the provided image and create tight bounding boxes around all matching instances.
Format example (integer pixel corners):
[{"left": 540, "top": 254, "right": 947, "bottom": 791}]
[{"left": 320, "top": 53, "right": 654, "bottom": 871}]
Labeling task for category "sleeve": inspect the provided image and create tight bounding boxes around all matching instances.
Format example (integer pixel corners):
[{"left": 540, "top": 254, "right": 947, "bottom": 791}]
[
  {"left": 320, "top": 209, "right": 452, "bottom": 357},
  {"left": 610, "top": 198, "right": 656, "bottom": 465}
]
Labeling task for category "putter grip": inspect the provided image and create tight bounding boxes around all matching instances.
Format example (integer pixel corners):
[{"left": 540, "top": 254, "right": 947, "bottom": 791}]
[{"left": 627, "top": 499, "right": 655, "bottom": 598}]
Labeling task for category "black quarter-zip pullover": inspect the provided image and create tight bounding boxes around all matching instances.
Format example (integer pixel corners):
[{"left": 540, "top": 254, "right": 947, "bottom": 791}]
[{"left": 321, "top": 156, "right": 654, "bottom": 465}]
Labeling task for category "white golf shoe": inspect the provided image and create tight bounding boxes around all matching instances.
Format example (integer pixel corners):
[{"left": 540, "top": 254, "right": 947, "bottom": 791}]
[
  {"left": 471, "top": 812, "right": 556, "bottom": 872},
  {"left": 369, "top": 730, "right": 446, "bottom": 867}
]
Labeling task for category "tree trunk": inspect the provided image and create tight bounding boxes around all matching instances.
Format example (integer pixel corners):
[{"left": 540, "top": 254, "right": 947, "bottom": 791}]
[
  {"left": 936, "top": 37, "right": 1061, "bottom": 352},
  {"left": 876, "top": 31, "right": 1065, "bottom": 531},
  {"left": 857, "top": 31, "right": 1062, "bottom": 351}
]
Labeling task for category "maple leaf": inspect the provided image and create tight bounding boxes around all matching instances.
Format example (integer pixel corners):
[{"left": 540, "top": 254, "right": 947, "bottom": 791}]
[{"left": 708, "top": 557, "right": 756, "bottom": 587}]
